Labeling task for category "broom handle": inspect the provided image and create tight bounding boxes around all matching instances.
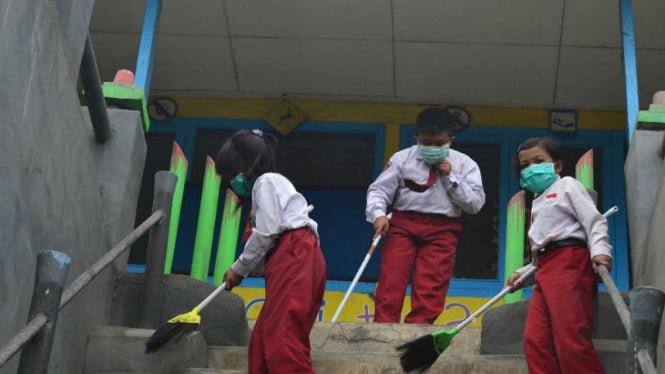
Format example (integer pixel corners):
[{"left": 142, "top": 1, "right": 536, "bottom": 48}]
[
  {"left": 197, "top": 204, "right": 315, "bottom": 311},
  {"left": 455, "top": 205, "right": 618, "bottom": 332},
  {"left": 455, "top": 266, "right": 537, "bottom": 331},
  {"left": 198, "top": 281, "right": 227, "bottom": 310},
  {"left": 331, "top": 213, "right": 392, "bottom": 323},
  {"left": 596, "top": 264, "right": 630, "bottom": 334}
]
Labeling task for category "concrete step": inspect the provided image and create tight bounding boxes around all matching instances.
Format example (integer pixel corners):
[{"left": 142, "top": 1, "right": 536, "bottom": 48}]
[
  {"left": 208, "top": 346, "right": 527, "bottom": 373},
  {"left": 83, "top": 325, "right": 207, "bottom": 374},
  {"left": 207, "top": 341, "right": 626, "bottom": 374},
  {"left": 82, "top": 324, "right": 626, "bottom": 373},
  {"left": 594, "top": 339, "right": 629, "bottom": 374},
  {"left": 309, "top": 322, "right": 480, "bottom": 355}
]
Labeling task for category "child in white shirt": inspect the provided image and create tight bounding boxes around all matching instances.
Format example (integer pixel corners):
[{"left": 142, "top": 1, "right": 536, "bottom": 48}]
[
  {"left": 216, "top": 129, "right": 326, "bottom": 374},
  {"left": 506, "top": 137, "right": 611, "bottom": 374}
]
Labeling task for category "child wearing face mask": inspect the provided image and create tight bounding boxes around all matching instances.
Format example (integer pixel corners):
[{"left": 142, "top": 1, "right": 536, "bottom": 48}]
[
  {"left": 215, "top": 129, "right": 327, "bottom": 374},
  {"left": 366, "top": 107, "right": 486, "bottom": 324},
  {"left": 505, "top": 137, "right": 611, "bottom": 374}
]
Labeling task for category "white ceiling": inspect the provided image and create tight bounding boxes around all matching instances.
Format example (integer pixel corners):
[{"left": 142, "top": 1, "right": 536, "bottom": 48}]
[{"left": 90, "top": 0, "right": 665, "bottom": 110}]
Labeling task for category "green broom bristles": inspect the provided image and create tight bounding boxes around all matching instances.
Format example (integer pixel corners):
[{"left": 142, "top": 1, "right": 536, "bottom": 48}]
[
  {"left": 396, "top": 334, "right": 440, "bottom": 373},
  {"left": 396, "top": 328, "right": 457, "bottom": 373}
]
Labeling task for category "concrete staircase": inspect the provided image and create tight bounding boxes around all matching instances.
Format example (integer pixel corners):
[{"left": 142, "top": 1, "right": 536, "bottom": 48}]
[
  {"left": 200, "top": 322, "right": 528, "bottom": 373},
  {"left": 200, "top": 346, "right": 526, "bottom": 373},
  {"left": 84, "top": 323, "right": 527, "bottom": 373},
  {"left": 84, "top": 320, "right": 627, "bottom": 373}
]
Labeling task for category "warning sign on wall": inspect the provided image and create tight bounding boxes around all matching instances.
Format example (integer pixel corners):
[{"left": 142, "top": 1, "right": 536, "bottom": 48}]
[{"left": 263, "top": 100, "right": 309, "bottom": 135}]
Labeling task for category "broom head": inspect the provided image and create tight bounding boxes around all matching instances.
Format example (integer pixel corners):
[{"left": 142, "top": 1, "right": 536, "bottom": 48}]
[
  {"left": 396, "top": 328, "right": 457, "bottom": 373},
  {"left": 145, "top": 307, "right": 201, "bottom": 353}
]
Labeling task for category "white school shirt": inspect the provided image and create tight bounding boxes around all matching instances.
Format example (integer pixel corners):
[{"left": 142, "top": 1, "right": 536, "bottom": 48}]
[
  {"left": 528, "top": 176, "right": 612, "bottom": 262},
  {"left": 365, "top": 145, "right": 486, "bottom": 223},
  {"left": 230, "top": 173, "right": 318, "bottom": 277}
]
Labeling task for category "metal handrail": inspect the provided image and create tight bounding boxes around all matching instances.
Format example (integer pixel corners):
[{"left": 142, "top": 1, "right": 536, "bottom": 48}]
[
  {"left": 80, "top": 33, "right": 111, "bottom": 143},
  {"left": 637, "top": 349, "right": 657, "bottom": 374},
  {"left": 597, "top": 265, "right": 631, "bottom": 335},
  {"left": 597, "top": 265, "right": 660, "bottom": 374},
  {"left": 0, "top": 315, "right": 48, "bottom": 366},
  {"left": 0, "top": 171, "right": 176, "bottom": 372},
  {"left": 60, "top": 210, "right": 164, "bottom": 309},
  {"left": 0, "top": 211, "right": 164, "bottom": 369}
]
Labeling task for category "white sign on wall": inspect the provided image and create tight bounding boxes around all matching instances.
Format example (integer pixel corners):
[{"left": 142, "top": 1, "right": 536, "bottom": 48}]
[{"left": 549, "top": 109, "right": 577, "bottom": 134}]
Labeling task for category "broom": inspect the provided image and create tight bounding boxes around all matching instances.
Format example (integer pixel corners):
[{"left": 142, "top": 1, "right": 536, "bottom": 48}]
[
  {"left": 145, "top": 204, "right": 315, "bottom": 353},
  {"left": 145, "top": 281, "right": 226, "bottom": 353},
  {"left": 396, "top": 266, "right": 536, "bottom": 373},
  {"left": 396, "top": 205, "right": 619, "bottom": 372}
]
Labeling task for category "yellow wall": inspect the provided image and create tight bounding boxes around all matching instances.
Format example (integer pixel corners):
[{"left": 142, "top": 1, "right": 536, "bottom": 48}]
[
  {"left": 233, "top": 287, "right": 493, "bottom": 327},
  {"left": 166, "top": 96, "right": 625, "bottom": 162}
]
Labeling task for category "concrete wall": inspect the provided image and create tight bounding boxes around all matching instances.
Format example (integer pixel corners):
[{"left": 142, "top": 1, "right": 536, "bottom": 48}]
[
  {"left": 624, "top": 127, "right": 665, "bottom": 373},
  {"left": 624, "top": 129, "right": 665, "bottom": 280},
  {"left": 0, "top": 1, "right": 144, "bottom": 373},
  {"left": 83, "top": 108, "right": 147, "bottom": 269}
]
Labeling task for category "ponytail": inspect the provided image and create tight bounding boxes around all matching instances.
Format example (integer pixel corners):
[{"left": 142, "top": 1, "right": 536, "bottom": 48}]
[{"left": 215, "top": 129, "right": 278, "bottom": 180}]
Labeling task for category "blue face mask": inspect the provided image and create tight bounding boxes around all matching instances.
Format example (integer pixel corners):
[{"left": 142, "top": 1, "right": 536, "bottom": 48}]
[
  {"left": 230, "top": 173, "right": 255, "bottom": 197},
  {"left": 418, "top": 144, "right": 450, "bottom": 165},
  {"left": 520, "top": 163, "right": 557, "bottom": 194}
]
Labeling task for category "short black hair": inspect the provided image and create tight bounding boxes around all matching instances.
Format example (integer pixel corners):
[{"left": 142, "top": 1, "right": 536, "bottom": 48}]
[
  {"left": 416, "top": 107, "right": 458, "bottom": 136},
  {"left": 215, "top": 129, "right": 277, "bottom": 180},
  {"left": 513, "top": 137, "right": 561, "bottom": 175}
]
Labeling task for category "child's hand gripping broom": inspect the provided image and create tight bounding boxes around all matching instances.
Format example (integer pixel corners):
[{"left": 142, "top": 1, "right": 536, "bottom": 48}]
[
  {"left": 330, "top": 213, "right": 392, "bottom": 323},
  {"left": 145, "top": 281, "right": 227, "bottom": 353},
  {"left": 396, "top": 205, "right": 618, "bottom": 373}
]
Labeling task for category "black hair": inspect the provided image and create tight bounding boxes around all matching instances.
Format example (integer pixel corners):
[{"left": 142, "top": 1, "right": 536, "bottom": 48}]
[
  {"left": 513, "top": 137, "right": 561, "bottom": 175},
  {"left": 215, "top": 129, "right": 277, "bottom": 180},
  {"left": 415, "top": 107, "right": 458, "bottom": 136}
]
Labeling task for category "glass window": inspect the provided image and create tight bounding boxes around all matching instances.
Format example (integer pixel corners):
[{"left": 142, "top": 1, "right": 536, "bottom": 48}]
[
  {"left": 191, "top": 129, "right": 236, "bottom": 185},
  {"left": 452, "top": 143, "right": 501, "bottom": 279},
  {"left": 190, "top": 129, "right": 376, "bottom": 189},
  {"left": 276, "top": 131, "right": 376, "bottom": 188}
]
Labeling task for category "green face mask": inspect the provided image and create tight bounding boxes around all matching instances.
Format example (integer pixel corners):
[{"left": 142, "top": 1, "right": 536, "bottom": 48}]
[
  {"left": 230, "top": 173, "right": 255, "bottom": 197},
  {"left": 520, "top": 163, "right": 557, "bottom": 194},
  {"left": 418, "top": 144, "right": 450, "bottom": 165}
]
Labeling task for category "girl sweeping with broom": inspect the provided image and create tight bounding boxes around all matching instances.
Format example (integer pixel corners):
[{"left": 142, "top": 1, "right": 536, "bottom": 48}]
[
  {"left": 506, "top": 137, "right": 612, "bottom": 374},
  {"left": 216, "top": 129, "right": 327, "bottom": 373}
]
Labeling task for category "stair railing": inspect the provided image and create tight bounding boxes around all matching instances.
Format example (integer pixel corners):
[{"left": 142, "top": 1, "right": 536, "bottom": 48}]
[
  {"left": 80, "top": 33, "right": 111, "bottom": 143},
  {"left": 0, "top": 171, "right": 176, "bottom": 373},
  {"left": 597, "top": 265, "right": 664, "bottom": 374}
]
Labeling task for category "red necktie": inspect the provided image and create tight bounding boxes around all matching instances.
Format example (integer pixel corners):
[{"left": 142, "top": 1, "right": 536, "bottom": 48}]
[
  {"left": 241, "top": 216, "right": 253, "bottom": 244},
  {"left": 404, "top": 168, "right": 438, "bottom": 193}
]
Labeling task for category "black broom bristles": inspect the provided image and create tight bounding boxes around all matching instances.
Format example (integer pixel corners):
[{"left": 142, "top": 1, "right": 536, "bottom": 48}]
[
  {"left": 145, "top": 322, "right": 199, "bottom": 353},
  {"left": 396, "top": 334, "right": 440, "bottom": 373}
]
